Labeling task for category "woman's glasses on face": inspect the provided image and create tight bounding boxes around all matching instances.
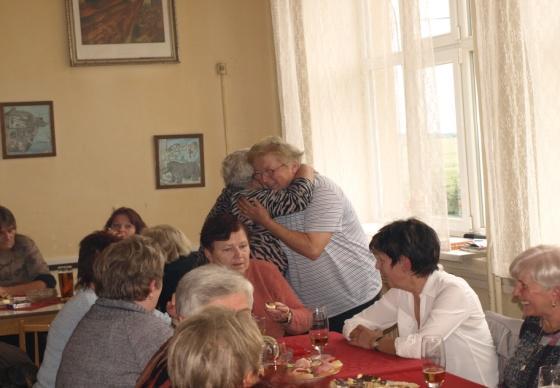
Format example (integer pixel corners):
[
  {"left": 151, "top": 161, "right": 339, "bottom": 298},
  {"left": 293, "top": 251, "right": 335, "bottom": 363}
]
[{"left": 252, "top": 164, "right": 287, "bottom": 181}]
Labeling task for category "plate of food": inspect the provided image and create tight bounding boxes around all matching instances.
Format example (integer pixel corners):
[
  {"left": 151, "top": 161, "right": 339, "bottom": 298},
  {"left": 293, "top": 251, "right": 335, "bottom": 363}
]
[
  {"left": 330, "top": 374, "right": 419, "bottom": 387},
  {"left": 286, "top": 354, "right": 343, "bottom": 385}
]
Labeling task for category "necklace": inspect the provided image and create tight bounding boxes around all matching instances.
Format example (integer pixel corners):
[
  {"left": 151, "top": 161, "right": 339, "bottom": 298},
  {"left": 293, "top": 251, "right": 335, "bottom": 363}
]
[{"left": 520, "top": 325, "right": 545, "bottom": 372}]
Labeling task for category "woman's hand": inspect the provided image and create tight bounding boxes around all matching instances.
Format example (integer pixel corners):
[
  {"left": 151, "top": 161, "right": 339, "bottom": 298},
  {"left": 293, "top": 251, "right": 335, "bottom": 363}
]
[
  {"left": 348, "top": 325, "right": 384, "bottom": 350},
  {"left": 265, "top": 301, "right": 292, "bottom": 324},
  {"left": 238, "top": 198, "right": 272, "bottom": 225}
]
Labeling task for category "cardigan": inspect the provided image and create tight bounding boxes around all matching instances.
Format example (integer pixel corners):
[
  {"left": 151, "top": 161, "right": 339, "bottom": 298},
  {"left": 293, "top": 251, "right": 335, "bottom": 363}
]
[{"left": 56, "top": 298, "right": 172, "bottom": 388}]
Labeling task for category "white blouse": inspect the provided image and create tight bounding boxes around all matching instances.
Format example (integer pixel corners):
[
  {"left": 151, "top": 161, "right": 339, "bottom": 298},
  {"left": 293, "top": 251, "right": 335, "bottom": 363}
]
[{"left": 342, "top": 270, "right": 499, "bottom": 387}]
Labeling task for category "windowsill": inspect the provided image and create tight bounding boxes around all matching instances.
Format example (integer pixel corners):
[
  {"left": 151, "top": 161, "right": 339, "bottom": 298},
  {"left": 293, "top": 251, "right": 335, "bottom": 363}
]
[{"left": 440, "top": 249, "right": 486, "bottom": 262}]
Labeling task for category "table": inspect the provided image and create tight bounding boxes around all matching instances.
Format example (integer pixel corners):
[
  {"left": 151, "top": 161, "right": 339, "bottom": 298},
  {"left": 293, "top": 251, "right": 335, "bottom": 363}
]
[
  {"left": 0, "top": 302, "right": 63, "bottom": 336},
  {"left": 274, "top": 332, "right": 484, "bottom": 387}
]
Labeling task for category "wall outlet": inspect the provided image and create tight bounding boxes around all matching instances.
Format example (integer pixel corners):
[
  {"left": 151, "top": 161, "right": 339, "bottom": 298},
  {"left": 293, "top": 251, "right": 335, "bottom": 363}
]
[{"left": 216, "top": 62, "right": 227, "bottom": 75}]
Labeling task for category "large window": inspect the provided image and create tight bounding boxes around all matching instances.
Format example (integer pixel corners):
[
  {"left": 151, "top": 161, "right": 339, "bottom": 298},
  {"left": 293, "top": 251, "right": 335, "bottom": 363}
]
[{"left": 387, "top": 0, "right": 485, "bottom": 234}]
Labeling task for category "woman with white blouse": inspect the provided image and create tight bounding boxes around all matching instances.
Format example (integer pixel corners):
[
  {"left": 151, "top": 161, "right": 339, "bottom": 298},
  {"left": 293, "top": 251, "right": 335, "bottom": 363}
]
[{"left": 342, "top": 218, "right": 498, "bottom": 387}]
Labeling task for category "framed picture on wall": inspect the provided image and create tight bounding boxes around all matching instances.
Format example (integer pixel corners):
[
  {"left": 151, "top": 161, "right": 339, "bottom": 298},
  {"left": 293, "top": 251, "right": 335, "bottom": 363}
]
[
  {"left": 0, "top": 101, "right": 56, "bottom": 159},
  {"left": 65, "top": 0, "right": 179, "bottom": 66},
  {"left": 154, "top": 134, "right": 205, "bottom": 189}
]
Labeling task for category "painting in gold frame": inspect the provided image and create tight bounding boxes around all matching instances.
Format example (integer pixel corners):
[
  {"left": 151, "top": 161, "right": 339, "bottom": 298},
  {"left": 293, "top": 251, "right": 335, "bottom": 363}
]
[{"left": 65, "top": 0, "right": 179, "bottom": 66}]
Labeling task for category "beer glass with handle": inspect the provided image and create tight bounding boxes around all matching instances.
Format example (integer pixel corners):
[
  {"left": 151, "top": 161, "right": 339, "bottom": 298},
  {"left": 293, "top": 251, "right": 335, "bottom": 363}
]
[
  {"left": 421, "top": 335, "right": 446, "bottom": 387},
  {"left": 309, "top": 306, "right": 329, "bottom": 355}
]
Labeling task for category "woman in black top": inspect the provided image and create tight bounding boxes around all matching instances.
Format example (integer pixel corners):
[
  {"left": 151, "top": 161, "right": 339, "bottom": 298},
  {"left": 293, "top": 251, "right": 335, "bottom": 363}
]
[{"left": 141, "top": 225, "right": 203, "bottom": 313}]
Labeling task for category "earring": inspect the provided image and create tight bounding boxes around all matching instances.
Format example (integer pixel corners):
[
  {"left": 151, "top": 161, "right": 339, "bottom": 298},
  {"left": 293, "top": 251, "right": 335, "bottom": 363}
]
[{"left": 553, "top": 301, "right": 557, "bottom": 308}]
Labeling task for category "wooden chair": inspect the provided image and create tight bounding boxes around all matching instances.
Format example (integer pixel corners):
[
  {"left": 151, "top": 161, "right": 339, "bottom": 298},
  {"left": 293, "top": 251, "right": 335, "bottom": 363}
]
[{"left": 18, "top": 319, "right": 50, "bottom": 367}]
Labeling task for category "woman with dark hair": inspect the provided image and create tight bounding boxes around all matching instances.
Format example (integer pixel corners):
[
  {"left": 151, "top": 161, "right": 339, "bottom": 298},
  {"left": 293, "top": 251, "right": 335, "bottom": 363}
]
[
  {"left": 56, "top": 236, "right": 172, "bottom": 387},
  {"left": 0, "top": 205, "right": 56, "bottom": 298},
  {"left": 342, "top": 218, "right": 498, "bottom": 387},
  {"left": 200, "top": 214, "right": 311, "bottom": 339},
  {"left": 36, "top": 231, "right": 119, "bottom": 388},
  {"left": 103, "top": 207, "right": 146, "bottom": 239}
]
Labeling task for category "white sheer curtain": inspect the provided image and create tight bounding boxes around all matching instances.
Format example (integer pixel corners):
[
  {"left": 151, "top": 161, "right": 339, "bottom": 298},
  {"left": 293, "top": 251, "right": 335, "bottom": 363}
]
[
  {"left": 472, "top": 0, "right": 560, "bottom": 278},
  {"left": 270, "top": 0, "right": 450, "bottom": 245}
]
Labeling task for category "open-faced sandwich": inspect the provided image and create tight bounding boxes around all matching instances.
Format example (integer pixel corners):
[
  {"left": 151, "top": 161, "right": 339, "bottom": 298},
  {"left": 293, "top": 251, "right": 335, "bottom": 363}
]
[
  {"left": 330, "top": 374, "right": 419, "bottom": 387},
  {"left": 265, "top": 302, "right": 277, "bottom": 310},
  {"left": 287, "top": 354, "right": 343, "bottom": 382}
]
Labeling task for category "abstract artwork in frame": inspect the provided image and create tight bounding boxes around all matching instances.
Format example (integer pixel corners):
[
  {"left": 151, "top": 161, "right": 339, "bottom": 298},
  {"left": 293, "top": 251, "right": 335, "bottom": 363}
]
[
  {"left": 0, "top": 101, "right": 56, "bottom": 159},
  {"left": 154, "top": 134, "right": 205, "bottom": 189},
  {"left": 65, "top": 0, "right": 179, "bottom": 66}
]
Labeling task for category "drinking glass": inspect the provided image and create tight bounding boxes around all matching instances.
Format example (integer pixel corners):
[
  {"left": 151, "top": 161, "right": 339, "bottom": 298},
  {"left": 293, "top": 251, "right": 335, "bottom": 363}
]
[
  {"left": 538, "top": 365, "right": 560, "bottom": 388},
  {"left": 57, "top": 265, "right": 74, "bottom": 302},
  {"left": 261, "top": 335, "right": 280, "bottom": 380},
  {"left": 421, "top": 335, "right": 446, "bottom": 388},
  {"left": 309, "top": 306, "right": 329, "bottom": 354}
]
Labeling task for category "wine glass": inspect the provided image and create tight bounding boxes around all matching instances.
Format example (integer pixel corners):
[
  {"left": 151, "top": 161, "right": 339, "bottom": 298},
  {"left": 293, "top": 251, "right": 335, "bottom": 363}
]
[
  {"left": 261, "top": 335, "right": 280, "bottom": 380},
  {"left": 309, "top": 306, "right": 329, "bottom": 355},
  {"left": 421, "top": 335, "right": 446, "bottom": 388}
]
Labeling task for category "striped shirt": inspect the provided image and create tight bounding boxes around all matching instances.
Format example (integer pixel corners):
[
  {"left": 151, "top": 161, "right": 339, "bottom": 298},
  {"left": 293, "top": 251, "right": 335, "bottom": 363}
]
[{"left": 275, "top": 175, "right": 382, "bottom": 317}]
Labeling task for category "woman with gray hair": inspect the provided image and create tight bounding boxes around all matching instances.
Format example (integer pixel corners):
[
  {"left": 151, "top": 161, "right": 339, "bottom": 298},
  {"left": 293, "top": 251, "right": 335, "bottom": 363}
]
[
  {"left": 502, "top": 245, "right": 560, "bottom": 388},
  {"left": 206, "top": 149, "right": 315, "bottom": 274},
  {"left": 136, "top": 264, "right": 254, "bottom": 388},
  {"left": 168, "top": 306, "right": 263, "bottom": 388}
]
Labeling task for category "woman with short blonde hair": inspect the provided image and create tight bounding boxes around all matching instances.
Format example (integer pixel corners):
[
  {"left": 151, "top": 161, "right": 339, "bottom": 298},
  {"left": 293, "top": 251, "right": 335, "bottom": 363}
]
[
  {"left": 142, "top": 225, "right": 201, "bottom": 312},
  {"left": 167, "top": 306, "right": 263, "bottom": 388}
]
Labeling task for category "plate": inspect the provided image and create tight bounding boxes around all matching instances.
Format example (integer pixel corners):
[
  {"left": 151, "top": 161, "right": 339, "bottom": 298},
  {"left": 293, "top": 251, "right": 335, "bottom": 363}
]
[
  {"left": 330, "top": 375, "right": 419, "bottom": 387},
  {"left": 286, "top": 354, "right": 343, "bottom": 385}
]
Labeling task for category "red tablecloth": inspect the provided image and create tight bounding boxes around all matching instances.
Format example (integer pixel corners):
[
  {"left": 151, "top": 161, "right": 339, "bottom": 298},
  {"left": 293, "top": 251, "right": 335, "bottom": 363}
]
[{"left": 274, "top": 332, "right": 485, "bottom": 387}]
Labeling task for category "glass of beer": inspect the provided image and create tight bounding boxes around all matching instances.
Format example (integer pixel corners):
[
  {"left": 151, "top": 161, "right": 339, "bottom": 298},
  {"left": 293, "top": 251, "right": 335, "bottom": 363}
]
[
  {"left": 422, "top": 335, "right": 446, "bottom": 387},
  {"left": 309, "top": 306, "right": 329, "bottom": 354},
  {"left": 57, "top": 265, "right": 74, "bottom": 302}
]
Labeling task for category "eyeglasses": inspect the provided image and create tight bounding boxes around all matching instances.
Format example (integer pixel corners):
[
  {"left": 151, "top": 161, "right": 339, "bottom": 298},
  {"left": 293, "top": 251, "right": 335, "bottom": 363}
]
[{"left": 252, "top": 164, "right": 287, "bottom": 181}]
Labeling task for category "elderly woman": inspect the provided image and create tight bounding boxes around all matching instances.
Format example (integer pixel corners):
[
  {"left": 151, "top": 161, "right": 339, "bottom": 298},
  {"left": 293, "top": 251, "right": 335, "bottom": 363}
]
[
  {"left": 141, "top": 224, "right": 203, "bottom": 312},
  {"left": 136, "top": 264, "right": 254, "bottom": 388},
  {"left": 0, "top": 205, "right": 56, "bottom": 298},
  {"left": 56, "top": 235, "right": 173, "bottom": 388},
  {"left": 104, "top": 206, "right": 146, "bottom": 239},
  {"left": 168, "top": 306, "right": 263, "bottom": 388},
  {"left": 206, "top": 149, "right": 314, "bottom": 274},
  {"left": 342, "top": 218, "right": 498, "bottom": 387},
  {"left": 502, "top": 245, "right": 560, "bottom": 388},
  {"left": 201, "top": 213, "right": 311, "bottom": 338},
  {"left": 240, "top": 136, "right": 382, "bottom": 332}
]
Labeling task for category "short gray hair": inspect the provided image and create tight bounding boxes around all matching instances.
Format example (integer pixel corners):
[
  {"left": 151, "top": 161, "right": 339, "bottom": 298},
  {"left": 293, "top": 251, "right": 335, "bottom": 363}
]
[
  {"left": 175, "top": 264, "right": 254, "bottom": 316},
  {"left": 221, "top": 149, "right": 253, "bottom": 188},
  {"left": 510, "top": 245, "right": 560, "bottom": 289}
]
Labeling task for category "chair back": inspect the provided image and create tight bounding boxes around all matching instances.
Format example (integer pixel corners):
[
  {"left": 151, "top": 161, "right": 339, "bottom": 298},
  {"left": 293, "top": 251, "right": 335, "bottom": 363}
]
[
  {"left": 485, "top": 310, "right": 523, "bottom": 384},
  {"left": 18, "top": 320, "right": 50, "bottom": 367}
]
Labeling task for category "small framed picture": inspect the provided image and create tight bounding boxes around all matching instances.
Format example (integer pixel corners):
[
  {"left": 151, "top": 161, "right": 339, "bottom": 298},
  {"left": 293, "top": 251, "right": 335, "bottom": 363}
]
[
  {"left": 65, "top": 0, "right": 179, "bottom": 66},
  {"left": 154, "top": 134, "right": 205, "bottom": 189},
  {"left": 1, "top": 101, "right": 56, "bottom": 159}
]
